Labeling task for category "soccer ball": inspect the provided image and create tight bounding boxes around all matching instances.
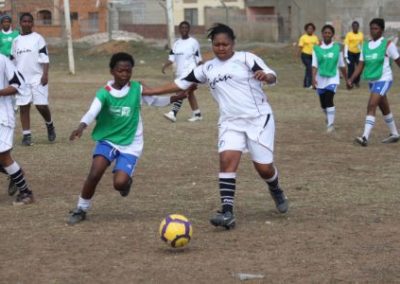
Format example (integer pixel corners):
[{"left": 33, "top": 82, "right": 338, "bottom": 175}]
[{"left": 159, "top": 214, "right": 193, "bottom": 248}]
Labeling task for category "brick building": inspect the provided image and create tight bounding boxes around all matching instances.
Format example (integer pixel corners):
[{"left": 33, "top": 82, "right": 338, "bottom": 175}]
[{"left": 0, "top": 0, "right": 107, "bottom": 39}]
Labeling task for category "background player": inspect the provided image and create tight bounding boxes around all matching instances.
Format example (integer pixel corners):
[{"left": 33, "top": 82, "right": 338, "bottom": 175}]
[
  {"left": 344, "top": 21, "right": 363, "bottom": 88},
  {"left": 67, "top": 52, "right": 187, "bottom": 225},
  {"left": 312, "top": 24, "right": 347, "bottom": 132},
  {"left": 298, "top": 23, "right": 319, "bottom": 88},
  {"left": 143, "top": 23, "right": 288, "bottom": 229},
  {"left": 0, "top": 15, "right": 19, "bottom": 58},
  {"left": 0, "top": 53, "right": 34, "bottom": 205},
  {"left": 349, "top": 18, "right": 400, "bottom": 146},
  {"left": 11, "top": 13, "right": 55, "bottom": 146},
  {"left": 162, "top": 21, "right": 203, "bottom": 122}
]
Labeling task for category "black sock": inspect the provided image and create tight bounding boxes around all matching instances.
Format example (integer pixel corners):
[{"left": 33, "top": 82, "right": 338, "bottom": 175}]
[
  {"left": 9, "top": 168, "right": 30, "bottom": 193},
  {"left": 172, "top": 99, "right": 183, "bottom": 116},
  {"left": 219, "top": 176, "right": 236, "bottom": 213},
  {"left": 265, "top": 169, "right": 280, "bottom": 191}
]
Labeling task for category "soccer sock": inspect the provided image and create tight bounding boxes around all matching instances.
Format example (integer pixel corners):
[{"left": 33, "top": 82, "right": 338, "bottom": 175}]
[
  {"left": 192, "top": 109, "right": 201, "bottom": 117},
  {"left": 219, "top": 172, "right": 236, "bottom": 213},
  {"left": 362, "top": 115, "right": 375, "bottom": 139},
  {"left": 22, "top": 130, "right": 31, "bottom": 135},
  {"left": 383, "top": 113, "right": 399, "bottom": 136},
  {"left": 77, "top": 196, "right": 92, "bottom": 212},
  {"left": 171, "top": 99, "right": 183, "bottom": 116},
  {"left": 264, "top": 166, "right": 280, "bottom": 191},
  {"left": 326, "top": 106, "right": 336, "bottom": 126},
  {"left": 4, "top": 162, "right": 30, "bottom": 193},
  {"left": 45, "top": 121, "right": 54, "bottom": 127}
]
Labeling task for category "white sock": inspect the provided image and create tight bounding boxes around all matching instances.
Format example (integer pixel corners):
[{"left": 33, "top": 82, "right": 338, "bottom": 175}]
[
  {"left": 326, "top": 107, "right": 335, "bottom": 127},
  {"left": 383, "top": 113, "right": 399, "bottom": 136},
  {"left": 77, "top": 196, "right": 92, "bottom": 212},
  {"left": 362, "top": 115, "right": 375, "bottom": 139},
  {"left": 22, "top": 130, "right": 31, "bottom": 135}
]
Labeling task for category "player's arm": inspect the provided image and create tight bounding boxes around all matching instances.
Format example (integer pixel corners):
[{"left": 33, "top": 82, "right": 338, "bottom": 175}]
[
  {"left": 41, "top": 63, "right": 49, "bottom": 86},
  {"left": 347, "top": 61, "right": 364, "bottom": 87},
  {"left": 70, "top": 98, "right": 101, "bottom": 141},
  {"left": 246, "top": 53, "right": 277, "bottom": 84},
  {"left": 311, "top": 50, "right": 318, "bottom": 89},
  {"left": 0, "top": 85, "right": 18, "bottom": 97},
  {"left": 2, "top": 57, "right": 26, "bottom": 96},
  {"left": 141, "top": 85, "right": 188, "bottom": 107},
  {"left": 161, "top": 60, "right": 173, "bottom": 74}
]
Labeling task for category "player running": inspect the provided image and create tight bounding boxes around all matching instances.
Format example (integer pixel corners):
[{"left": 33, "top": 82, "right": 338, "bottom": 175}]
[{"left": 143, "top": 23, "right": 288, "bottom": 229}]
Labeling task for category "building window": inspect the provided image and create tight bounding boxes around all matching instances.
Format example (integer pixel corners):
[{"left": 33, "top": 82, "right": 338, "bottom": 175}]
[
  {"left": 70, "top": 12, "right": 79, "bottom": 21},
  {"left": 37, "top": 10, "right": 52, "bottom": 25},
  {"left": 184, "top": 8, "right": 198, "bottom": 26},
  {"left": 88, "top": 12, "right": 99, "bottom": 32}
]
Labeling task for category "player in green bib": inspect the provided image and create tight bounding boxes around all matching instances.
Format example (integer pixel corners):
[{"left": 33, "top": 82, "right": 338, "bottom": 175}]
[
  {"left": 0, "top": 15, "right": 19, "bottom": 58},
  {"left": 312, "top": 24, "right": 347, "bottom": 133},
  {"left": 348, "top": 18, "right": 400, "bottom": 146},
  {"left": 67, "top": 52, "right": 187, "bottom": 225}
]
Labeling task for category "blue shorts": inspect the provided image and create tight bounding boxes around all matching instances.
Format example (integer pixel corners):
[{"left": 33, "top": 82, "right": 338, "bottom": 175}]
[
  {"left": 93, "top": 141, "right": 138, "bottom": 176},
  {"left": 317, "top": 84, "right": 337, "bottom": 96},
  {"left": 369, "top": 81, "right": 392, "bottom": 96}
]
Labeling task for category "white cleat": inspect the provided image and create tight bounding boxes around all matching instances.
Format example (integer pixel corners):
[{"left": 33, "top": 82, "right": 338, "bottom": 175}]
[
  {"left": 381, "top": 134, "right": 400, "bottom": 144},
  {"left": 326, "top": 125, "right": 335, "bottom": 133},
  {"left": 163, "top": 111, "right": 176, "bottom": 122},
  {"left": 188, "top": 115, "right": 203, "bottom": 122}
]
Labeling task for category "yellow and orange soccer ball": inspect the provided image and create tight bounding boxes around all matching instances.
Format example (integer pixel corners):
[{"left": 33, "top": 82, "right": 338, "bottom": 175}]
[{"left": 159, "top": 214, "right": 193, "bottom": 248}]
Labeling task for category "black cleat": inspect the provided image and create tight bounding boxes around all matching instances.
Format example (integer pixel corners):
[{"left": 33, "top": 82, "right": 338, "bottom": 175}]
[
  {"left": 354, "top": 136, "right": 368, "bottom": 147},
  {"left": 47, "top": 124, "right": 56, "bottom": 142},
  {"left": 67, "top": 208, "right": 86, "bottom": 225},
  {"left": 210, "top": 211, "right": 236, "bottom": 229},
  {"left": 21, "top": 134, "right": 33, "bottom": 146},
  {"left": 269, "top": 187, "right": 289, "bottom": 213}
]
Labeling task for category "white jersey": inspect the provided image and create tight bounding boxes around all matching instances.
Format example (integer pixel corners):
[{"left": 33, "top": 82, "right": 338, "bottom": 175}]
[
  {"left": 11, "top": 32, "right": 49, "bottom": 85},
  {"left": 169, "top": 37, "right": 202, "bottom": 77},
  {"left": 312, "top": 41, "right": 345, "bottom": 89},
  {"left": 80, "top": 81, "right": 171, "bottom": 157},
  {"left": 0, "top": 54, "right": 26, "bottom": 128},
  {"left": 174, "top": 51, "right": 276, "bottom": 124},
  {"left": 359, "top": 37, "right": 400, "bottom": 82}
]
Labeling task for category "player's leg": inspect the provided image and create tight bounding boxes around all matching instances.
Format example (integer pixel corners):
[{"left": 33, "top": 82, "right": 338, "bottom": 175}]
[
  {"left": 164, "top": 91, "right": 184, "bottom": 122},
  {"left": 347, "top": 52, "right": 356, "bottom": 84},
  {"left": 379, "top": 93, "right": 399, "bottom": 143},
  {"left": 324, "top": 90, "right": 336, "bottom": 132},
  {"left": 210, "top": 128, "right": 244, "bottom": 229},
  {"left": 0, "top": 150, "right": 33, "bottom": 205},
  {"left": 248, "top": 114, "right": 288, "bottom": 213},
  {"left": 318, "top": 91, "right": 327, "bottom": 125},
  {"left": 68, "top": 142, "right": 114, "bottom": 225},
  {"left": 113, "top": 152, "right": 138, "bottom": 197},
  {"left": 33, "top": 84, "right": 56, "bottom": 142},
  {"left": 19, "top": 104, "right": 33, "bottom": 146},
  {"left": 187, "top": 89, "right": 202, "bottom": 122},
  {"left": 353, "top": 53, "right": 361, "bottom": 87},
  {"left": 355, "top": 91, "right": 381, "bottom": 146}
]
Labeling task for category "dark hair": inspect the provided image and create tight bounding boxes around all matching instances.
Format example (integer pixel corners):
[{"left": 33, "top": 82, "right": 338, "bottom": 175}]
[
  {"left": 19, "top": 12, "right": 34, "bottom": 22},
  {"left": 370, "top": 18, "right": 385, "bottom": 30},
  {"left": 304, "top": 22, "right": 316, "bottom": 31},
  {"left": 1, "top": 15, "right": 12, "bottom": 23},
  {"left": 352, "top": 21, "right": 359, "bottom": 26},
  {"left": 179, "top": 21, "right": 190, "bottom": 28},
  {"left": 109, "top": 52, "right": 135, "bottom": 69},
  {"left": 321, "top": 24, "right": 335, "bottom": 35},
  {"left": 207, "top": 23, "right": 236, "bottom": 41}
]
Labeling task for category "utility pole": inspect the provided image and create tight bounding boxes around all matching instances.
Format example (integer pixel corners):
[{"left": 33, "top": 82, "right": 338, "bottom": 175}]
[
  {"left": 63, "top": 0, "right": 75, "bottom": 74},
  {"left": 166, "top": 0, "right": 175, "bottom": 49}
]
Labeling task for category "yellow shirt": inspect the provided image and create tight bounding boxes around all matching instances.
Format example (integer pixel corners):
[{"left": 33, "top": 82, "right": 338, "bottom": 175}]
[
  {"left": 298, "top": 34, "right": 319, "bottom": 55},
  {"left": 344, "top": 31, "right": 364, "bottom": 53}
]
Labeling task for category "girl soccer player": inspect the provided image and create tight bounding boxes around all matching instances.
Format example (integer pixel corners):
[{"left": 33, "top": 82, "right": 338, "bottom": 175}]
[
  {"left": 162, "top": 21, "right": 203, "bottom": 122},
  {"left": 67, "top": 52, "right": 187, "bottom": 225},
  {"left": 298, "top": 23, "right": 319, "bottom": 88},
  {"left": 312, "top": 24, "right": 347, "bottom": 133},
  {"left": 0, "top": 53, "right": 34, "bottom": 205},
  {"left": 348, "top": 18, "right": 400, "bottom": 146},
  {"left": 0, "top": 15, "right": 19, "bottom": 58},
  {"left": 143, "top": 23, "right": 288, "bottom": 229},
  {"left": 11, "top": 13, "right": 55, "bottom": 146}
]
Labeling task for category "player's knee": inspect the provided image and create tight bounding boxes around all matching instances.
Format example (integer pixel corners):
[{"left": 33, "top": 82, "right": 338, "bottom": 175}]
[{"left": 113, "top": 179, "right": 129, "bottom": 191}]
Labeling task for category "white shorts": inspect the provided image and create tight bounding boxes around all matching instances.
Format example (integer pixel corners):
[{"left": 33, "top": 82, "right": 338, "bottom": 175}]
[
  {"left": 218, "top": 114, "right": 275, "bottom": 164},
  {"left": 16, "top": 84, "right": 49, "bottom": 106},
  {"left": 0, "top": 125, "right": 14, "bottom": 153}
]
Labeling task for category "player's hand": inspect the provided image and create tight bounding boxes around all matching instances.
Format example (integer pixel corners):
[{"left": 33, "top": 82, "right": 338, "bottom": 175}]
[
  {"left": 312, "top": 79, "right": 317, "bottom": 90},
  {"left": 41, "top": 74, "right": 48, "bottom": 86},
  {"left": 347, "top": 79, "right": 353, "bottom": 89},
  {"left": 161, "top": 65, "right": 167, "bottom": 74},
  {"left": 254, "top": 70, "right": 268, "bottom": 81},
  {"left": 69, "top": 128, "right": 83, "bottom": 141}
]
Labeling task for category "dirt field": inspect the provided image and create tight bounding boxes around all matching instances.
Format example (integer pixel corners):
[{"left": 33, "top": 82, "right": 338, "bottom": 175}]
[{"left": 1, "top": 41, "right": 400, "bottom": 283}]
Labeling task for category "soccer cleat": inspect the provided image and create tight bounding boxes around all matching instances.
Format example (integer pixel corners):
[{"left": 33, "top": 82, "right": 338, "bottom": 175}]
[
  {"left": 381, "top": 134, "right": 400, "bottom": 144},
  {"left": 46, "top": 124, "right": 56, "bottom": 142},
  {"left": 354, "top": 136, "right": 368, "bottom": 147},
  {"left": 7, "top": 177, "right": 18, "bottom": 196},
  {"left": 210, "top": 211, "right": 236, "bottom": 229},
  {"left": 67, "top": 208, "right": 87, "bottom": 225},
  {"left": 119, "top": 178, "right": 132, "bottom": 197},
  {"left": 269, "top": 187, "right": 288, "bottom": 213},
  {"left": 163, "top": 111, "right": 176, "bottom": 122},
  {"left": 21, "top": 134, "right": 33, "bottom": 146},
  {"left": 13, "top": 190, "right": 34, "bottom": 206},
  {"left": 188, "top": 115, "right": 203, "bottom": 122},
  {"left": 326, "top": 125, "right": 335, "bottom": 133}
]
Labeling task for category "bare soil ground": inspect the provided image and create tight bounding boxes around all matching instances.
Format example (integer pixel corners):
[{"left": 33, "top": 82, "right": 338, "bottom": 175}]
[{"left": 1, "top": 42, "right": 400, "bottom": 283}]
